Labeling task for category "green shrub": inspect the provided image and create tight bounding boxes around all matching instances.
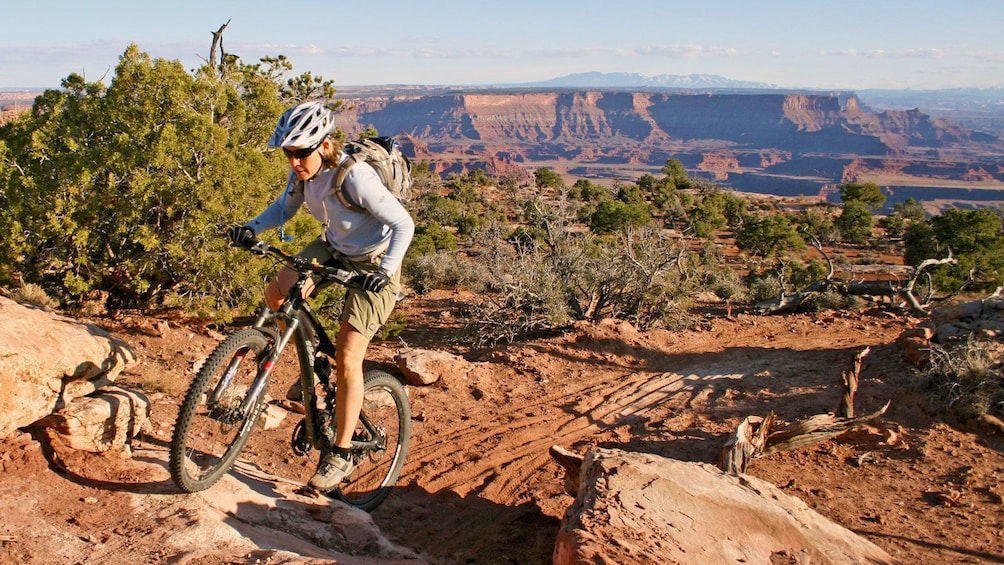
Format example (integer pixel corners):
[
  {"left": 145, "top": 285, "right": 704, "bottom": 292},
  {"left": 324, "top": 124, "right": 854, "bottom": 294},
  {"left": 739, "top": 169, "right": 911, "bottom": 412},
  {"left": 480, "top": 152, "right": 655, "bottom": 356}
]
[
  {"left": 405, "top": 252, "right": 488, "bottom": 294},
  {"left": 747, "top": 277, "right": 782, "bottom": 303},
  {"left": 801, "top": 290, "right": 862, "bottom": 312},
  {"left": 12, "top": 283, "right": 59, "bottom": 310},
  {"left": 455, "top": 222, "right": 700, "bottom": 345},
  {"left": 0, "top": 44, "right": 333, "bottom": 318}
]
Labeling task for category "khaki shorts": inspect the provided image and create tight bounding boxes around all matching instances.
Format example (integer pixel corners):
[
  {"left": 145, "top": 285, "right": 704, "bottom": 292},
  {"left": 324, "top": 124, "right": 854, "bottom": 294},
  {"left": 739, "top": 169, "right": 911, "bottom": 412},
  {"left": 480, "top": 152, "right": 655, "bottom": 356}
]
[{"left": 292, "top": 238, "right": 401, "bottom": 340}]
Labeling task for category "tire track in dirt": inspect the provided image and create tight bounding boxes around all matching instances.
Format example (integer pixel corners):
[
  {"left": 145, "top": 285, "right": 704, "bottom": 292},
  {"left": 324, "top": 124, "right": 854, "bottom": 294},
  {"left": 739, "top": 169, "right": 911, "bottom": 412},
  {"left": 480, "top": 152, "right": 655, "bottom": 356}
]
[
  {"left": 404, "top": 361, "right": 743, "bottom": 503},
  {"left": 396, "top": 313, "right": 888, "bottom": 506}
]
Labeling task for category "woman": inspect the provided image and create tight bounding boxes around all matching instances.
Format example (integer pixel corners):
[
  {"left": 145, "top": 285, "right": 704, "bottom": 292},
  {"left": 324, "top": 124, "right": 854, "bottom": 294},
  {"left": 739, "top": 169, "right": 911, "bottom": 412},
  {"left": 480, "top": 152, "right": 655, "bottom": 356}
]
[{"left": 228, "top": 101, "right": 414, "bottom": 491}]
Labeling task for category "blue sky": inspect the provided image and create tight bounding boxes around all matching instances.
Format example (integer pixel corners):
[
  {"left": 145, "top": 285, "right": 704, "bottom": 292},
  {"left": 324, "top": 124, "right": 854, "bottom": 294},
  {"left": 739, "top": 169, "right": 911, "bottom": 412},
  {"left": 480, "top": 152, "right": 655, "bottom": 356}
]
[{"left": 3, "top": 0, "right": 1002, "bottom": 90}]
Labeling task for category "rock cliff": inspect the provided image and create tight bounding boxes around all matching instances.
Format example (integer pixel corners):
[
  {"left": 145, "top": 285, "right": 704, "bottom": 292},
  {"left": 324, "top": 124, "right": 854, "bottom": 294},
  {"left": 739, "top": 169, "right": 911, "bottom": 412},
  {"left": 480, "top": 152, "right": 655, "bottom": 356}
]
[{"left": 331, "top": 89, "right": 1004, "bottom": 207}]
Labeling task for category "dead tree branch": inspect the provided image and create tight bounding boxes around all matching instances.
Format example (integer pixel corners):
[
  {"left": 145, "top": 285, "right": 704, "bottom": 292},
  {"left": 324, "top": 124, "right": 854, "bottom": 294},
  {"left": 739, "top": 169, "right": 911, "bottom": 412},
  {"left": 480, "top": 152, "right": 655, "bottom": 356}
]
[
  {"left": 804, "top": 230, "right": 835, "bottom": 280},
  {"left": 753, "top": 250, "right": 958, "bottom": 317},
  {"left": 207, "top": 20, "right": 231, "bottom": 78},
  {"left": 899, "top": 252, "right": 958, "bottom": 316},
  {"left": 719, "top": 402, "right": 890, "bottom": 474},
  {"left": 718, "top": 347, "right": 889, "bottom": 473},
  {"left": 762, "top": 402, "right": 890, "bottom": 456}
]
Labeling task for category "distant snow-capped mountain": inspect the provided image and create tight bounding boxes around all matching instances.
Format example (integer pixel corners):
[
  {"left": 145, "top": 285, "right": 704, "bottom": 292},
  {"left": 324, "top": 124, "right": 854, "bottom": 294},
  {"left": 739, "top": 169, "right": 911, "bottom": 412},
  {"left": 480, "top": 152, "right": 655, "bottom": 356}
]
[{"left": 507, "top": 71, "right": 779, "bottom": 90}]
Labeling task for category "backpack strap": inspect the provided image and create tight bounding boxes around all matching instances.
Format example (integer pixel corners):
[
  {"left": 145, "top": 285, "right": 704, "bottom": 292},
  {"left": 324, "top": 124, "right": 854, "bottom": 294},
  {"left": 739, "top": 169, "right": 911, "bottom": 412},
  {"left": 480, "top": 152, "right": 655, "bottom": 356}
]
[{"left": 333, "top": 153, "right": 367, "bottom": 212}]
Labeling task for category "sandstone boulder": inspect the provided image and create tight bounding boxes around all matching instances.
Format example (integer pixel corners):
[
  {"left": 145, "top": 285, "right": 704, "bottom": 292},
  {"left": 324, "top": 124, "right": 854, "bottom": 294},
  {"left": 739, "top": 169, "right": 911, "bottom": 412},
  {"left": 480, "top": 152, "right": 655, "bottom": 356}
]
[
  {"left": 35, "top": 385, "right": 149, "bottom": 454},
  {"left": 394, "top": 347, "right": 470, "bottom": 386},
  {"left": 0, "top": 296, "right": 137, "bottom": 438},
  {"left": 554, "top": 447, "right": 901, "bottom": 565}
]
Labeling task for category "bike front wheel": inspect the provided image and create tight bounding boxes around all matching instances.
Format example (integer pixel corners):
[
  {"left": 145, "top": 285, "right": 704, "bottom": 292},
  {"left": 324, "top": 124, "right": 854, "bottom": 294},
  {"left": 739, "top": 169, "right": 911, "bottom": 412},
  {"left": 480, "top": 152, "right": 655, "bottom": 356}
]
[
  {"left": 335, "top": 369, "right": 412, "bottom": 511},
  {"left": 169, "top": 328, "right": 272, "bottom": 493}
]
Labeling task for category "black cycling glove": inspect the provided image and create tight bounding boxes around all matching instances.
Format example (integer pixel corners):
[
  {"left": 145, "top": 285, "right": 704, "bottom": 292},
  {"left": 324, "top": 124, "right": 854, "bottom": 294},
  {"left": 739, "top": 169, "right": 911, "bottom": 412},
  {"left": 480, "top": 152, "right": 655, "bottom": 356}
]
[
  {"left": 228, "top": 225, "right": 256, "bottom": 247},
  {"left": 359, "top": 270, "right": 391, "bottom": 293}
]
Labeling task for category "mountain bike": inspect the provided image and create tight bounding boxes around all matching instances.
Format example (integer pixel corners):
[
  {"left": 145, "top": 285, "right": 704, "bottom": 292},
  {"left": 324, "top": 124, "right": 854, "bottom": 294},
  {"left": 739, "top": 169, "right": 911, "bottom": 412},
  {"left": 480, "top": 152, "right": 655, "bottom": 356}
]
[{"left": 168, "top": 240, "right": 411, "bottom": 511}]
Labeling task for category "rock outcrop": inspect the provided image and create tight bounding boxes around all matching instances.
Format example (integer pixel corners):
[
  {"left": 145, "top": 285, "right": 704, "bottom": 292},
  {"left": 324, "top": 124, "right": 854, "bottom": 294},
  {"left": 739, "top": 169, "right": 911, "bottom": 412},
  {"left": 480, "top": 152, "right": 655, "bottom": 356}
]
[
  {"left": 0, "top": 295, "right": 438, "bottom": 563},
  {"left": 394, "top": 347, "right": 471, "bottom": 385},
  {"left": 0, "top": 296, "right": 137, "bottom": 438},
  {"left": 554, "top": 447, "right": 901, "bottom": 565}
]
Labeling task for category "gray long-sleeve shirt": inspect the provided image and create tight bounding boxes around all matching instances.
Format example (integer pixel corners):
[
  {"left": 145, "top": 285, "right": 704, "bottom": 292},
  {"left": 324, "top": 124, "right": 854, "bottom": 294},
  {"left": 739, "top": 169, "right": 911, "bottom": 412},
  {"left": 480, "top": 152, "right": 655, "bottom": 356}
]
[{"left": 246, "top": 155, "right": 415, "bottom": 276}]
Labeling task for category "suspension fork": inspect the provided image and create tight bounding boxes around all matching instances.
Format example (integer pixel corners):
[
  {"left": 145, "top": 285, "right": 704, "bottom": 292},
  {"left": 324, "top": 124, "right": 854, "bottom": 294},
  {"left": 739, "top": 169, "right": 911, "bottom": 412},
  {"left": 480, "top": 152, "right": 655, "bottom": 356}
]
[
  {"left": 204, "top": 306, "right": 280, "bottom": 406},
  {"left": 205, "top": 307, "right": 275, "bottom": 405},
  {"left": 229, "top": 305, "right": 301, "bottom": 417}
]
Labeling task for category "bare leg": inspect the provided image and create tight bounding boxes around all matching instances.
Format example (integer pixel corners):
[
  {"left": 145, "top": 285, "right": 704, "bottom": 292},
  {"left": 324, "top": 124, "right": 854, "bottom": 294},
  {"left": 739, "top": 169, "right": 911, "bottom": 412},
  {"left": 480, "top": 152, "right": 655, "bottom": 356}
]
[{"left": 333, "top": 322, "right": 368, "bottom": 449}]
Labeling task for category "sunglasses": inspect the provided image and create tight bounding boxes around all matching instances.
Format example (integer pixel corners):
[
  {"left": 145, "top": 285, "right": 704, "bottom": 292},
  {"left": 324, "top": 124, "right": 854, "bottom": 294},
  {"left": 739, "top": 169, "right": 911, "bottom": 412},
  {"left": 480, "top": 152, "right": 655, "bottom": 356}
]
[{"left": 283, "top": 141, "right": 323, "bottom": 160}]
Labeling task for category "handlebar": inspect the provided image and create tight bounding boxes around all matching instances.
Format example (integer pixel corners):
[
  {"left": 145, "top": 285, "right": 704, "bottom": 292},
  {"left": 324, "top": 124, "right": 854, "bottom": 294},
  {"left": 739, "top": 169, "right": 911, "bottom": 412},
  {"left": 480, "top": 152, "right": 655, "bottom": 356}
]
[{"left": 241, "top": 240, "right": 358, "bottom": 287}]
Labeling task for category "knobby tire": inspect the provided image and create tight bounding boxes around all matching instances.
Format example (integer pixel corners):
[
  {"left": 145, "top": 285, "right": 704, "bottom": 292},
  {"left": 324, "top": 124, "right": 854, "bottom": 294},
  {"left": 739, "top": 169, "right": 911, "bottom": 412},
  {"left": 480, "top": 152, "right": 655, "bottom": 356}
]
[
  {"left": 334, "top": 369, "right": 412, "bottom": 511},
  {"left": 169, "top": 328, "right": 271, "bottom": 493}
]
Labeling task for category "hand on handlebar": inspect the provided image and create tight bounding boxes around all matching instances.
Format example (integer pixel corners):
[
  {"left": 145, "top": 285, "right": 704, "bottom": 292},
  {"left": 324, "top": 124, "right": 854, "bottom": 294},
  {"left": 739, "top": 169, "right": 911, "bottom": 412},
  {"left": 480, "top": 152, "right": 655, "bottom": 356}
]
[
  {"left": 355, "top": 270, "right": 391, "bottom": 293},
  {"left": 227, "top": 225, "right": 257, "bottom": 247}
]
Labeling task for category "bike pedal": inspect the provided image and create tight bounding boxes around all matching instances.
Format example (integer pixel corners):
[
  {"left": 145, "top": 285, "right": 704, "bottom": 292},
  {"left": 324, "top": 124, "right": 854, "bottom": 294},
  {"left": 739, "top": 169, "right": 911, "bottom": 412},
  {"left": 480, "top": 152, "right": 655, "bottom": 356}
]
[{"left": 291, "top": 419, "right": 311, "bottom": 456}]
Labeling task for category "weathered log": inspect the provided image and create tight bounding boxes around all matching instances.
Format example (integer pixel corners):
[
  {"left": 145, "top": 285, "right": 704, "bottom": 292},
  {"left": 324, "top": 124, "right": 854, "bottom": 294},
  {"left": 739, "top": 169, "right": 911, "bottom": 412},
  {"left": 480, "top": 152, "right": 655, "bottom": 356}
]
[
  {"left": 752, "top": 279, "right": 828, "bottom": 314},
  {"left": 761, "top": 401, "right": 891, "bottom": 455},
  {"left": 719, "top": 344, "right": 887, "bottom": 472},
  {"left": 753, "top": 251, "right": 958, "bottom": 316},
  {"left": 844, "top": 280, "right": 900, "bottom": 297}
]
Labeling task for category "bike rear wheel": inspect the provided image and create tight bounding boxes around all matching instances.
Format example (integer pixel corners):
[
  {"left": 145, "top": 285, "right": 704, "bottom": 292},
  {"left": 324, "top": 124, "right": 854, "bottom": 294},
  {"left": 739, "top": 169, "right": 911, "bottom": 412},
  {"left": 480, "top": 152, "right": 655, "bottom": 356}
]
[
  {"left": 169, "top": 328, "right": 272, "bottom": 493},
  {"left": 334, "top": 369, "right": 411, "bottom": 511}
]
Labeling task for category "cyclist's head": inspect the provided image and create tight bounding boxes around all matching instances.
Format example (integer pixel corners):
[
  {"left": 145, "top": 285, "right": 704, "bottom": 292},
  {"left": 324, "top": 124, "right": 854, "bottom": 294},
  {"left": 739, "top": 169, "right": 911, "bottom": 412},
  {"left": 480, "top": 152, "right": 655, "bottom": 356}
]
[{"left": 268, "top": 101, "right": 333, "bottom": 149}]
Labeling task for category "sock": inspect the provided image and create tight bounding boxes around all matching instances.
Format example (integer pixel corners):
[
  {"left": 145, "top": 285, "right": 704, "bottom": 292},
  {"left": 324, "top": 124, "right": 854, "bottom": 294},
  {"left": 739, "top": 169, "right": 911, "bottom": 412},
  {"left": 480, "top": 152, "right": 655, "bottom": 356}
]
[{"left": 332, "top": 446, "right": 351, "bottom": 460}]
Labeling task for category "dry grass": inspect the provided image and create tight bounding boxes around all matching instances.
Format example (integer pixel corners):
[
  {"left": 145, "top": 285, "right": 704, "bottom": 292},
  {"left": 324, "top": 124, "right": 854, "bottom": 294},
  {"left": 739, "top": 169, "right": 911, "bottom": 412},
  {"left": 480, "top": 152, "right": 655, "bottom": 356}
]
[
  {"left": 12, "top": 283, "right": 59, "bottom": 310},
  {"left": 925, "top": 338, "right": 1004, "bottom": 423}
]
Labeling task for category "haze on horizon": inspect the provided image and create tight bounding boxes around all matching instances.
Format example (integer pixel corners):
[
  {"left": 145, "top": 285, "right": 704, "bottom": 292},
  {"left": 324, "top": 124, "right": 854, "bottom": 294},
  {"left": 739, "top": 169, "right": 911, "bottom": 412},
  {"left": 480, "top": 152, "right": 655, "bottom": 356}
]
[{"left": 2, "top": 0, "right": 1002, "bottom": 91}]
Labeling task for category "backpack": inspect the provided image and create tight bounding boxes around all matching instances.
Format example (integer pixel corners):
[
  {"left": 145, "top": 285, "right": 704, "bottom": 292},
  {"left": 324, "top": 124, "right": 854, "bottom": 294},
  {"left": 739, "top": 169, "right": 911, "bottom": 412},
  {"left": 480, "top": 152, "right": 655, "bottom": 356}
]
[{"left": 333, "top": 136, "right": 413, "bottom": 212}]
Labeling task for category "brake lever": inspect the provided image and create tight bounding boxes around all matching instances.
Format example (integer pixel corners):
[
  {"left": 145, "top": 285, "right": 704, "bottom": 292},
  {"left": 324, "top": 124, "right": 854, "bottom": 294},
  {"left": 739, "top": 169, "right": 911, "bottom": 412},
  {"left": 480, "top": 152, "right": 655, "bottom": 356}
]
[
  {"left": 249, "top": 240, "right": 269, "bottom": 256},
  {"left": 304, "top": 259, "right": 355, "bottom": 286}
]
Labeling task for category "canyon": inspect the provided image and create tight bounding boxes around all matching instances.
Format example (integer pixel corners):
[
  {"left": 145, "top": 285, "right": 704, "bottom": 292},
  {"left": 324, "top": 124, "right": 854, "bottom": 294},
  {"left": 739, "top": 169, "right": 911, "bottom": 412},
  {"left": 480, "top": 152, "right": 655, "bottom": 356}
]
[{"left": 331, "top": 87, "right": 1004, "bottom": 212}]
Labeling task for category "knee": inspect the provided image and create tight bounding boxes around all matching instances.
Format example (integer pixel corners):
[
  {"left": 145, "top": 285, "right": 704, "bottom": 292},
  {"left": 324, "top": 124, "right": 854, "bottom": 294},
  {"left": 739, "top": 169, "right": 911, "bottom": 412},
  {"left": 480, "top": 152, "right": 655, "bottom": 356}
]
[
  {"left": 265, "top": 281, "right": 283, "bottom": 311},
  {"left": 336, "top": 326, "right": 369, "bottom": 365}
]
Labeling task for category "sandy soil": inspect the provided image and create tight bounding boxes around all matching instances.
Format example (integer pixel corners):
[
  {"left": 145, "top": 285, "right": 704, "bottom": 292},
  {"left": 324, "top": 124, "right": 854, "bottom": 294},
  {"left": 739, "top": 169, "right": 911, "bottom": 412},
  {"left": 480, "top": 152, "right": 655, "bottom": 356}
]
[{"left": 2, "top": 290, "right": 1004, "bottom": 564}]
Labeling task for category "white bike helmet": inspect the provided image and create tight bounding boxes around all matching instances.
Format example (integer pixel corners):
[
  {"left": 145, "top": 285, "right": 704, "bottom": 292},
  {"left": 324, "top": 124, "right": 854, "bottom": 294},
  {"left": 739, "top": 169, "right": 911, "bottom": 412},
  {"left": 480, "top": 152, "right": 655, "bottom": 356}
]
[{"left": 267, "top": 101, "right": 333, "bottom": 148}]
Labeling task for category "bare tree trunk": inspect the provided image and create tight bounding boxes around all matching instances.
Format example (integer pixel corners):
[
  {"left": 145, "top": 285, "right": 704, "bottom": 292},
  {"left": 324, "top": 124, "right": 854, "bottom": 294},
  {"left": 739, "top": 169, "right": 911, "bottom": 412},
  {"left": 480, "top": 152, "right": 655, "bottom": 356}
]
[
  {"left": 209, "top": 20, "right": 231, "bottom": 78},
  {"left": 839, "top": 347, "right": 869, "bottom": 418},
  {"left": 718, "top": 412, "right": 775, "bottom": 473},
  {"left": 718, "top": 347, "right": 889, "bottom": 473}
]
